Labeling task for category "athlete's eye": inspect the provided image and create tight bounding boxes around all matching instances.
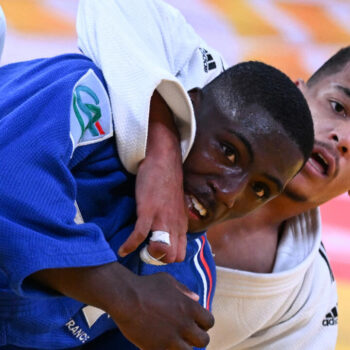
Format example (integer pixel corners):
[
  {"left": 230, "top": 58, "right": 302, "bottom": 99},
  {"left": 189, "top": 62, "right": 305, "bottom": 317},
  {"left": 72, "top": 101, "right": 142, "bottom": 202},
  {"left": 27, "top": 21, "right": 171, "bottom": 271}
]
[
  {"left": 330, "top": 101, "right": 347, "bottom": 117},
  {"left": 222, "top": 144, "right": 236, "bottom": 164},
  {"left": 252, "top": 182, "right": 270, "bottom": 200}
]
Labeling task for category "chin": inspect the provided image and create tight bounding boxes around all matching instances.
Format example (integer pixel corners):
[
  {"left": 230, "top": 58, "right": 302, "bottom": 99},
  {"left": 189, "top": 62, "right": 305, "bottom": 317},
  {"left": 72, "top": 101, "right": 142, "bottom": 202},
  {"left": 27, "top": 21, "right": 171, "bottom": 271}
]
[{"left": 188, "top": 222, "right": 207, "bottom": 233}]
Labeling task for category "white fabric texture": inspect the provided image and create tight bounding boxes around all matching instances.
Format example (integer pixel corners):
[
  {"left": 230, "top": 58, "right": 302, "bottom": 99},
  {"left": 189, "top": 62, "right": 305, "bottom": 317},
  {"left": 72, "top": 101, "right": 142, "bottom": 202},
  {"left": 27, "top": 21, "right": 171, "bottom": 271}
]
[
  {"left": 208, "top": 208, "right": 338, "bottom": 350},
  {"left": 77, "top": 0, "right": 224, "bottom": 173},
  {"left": 0, "top": 4, "right": 5, "bottom": 60}
]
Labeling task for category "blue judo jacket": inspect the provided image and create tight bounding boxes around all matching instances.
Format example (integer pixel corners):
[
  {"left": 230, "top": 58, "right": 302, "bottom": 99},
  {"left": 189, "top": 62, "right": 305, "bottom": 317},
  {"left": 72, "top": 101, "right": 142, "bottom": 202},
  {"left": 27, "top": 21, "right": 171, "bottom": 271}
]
[{"left": 0, "top": 54, "right": 215, "bottom": 349}]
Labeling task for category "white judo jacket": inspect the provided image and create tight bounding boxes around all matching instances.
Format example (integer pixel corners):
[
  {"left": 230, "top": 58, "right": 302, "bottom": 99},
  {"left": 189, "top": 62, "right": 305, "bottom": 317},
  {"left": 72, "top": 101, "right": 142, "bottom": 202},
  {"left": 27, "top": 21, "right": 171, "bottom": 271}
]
[
  {"left": 77, "top": 0, "right": 224, "bottom": 174},
  {"left": 209, "top": 208, "right": 338, "bottom": 350}
]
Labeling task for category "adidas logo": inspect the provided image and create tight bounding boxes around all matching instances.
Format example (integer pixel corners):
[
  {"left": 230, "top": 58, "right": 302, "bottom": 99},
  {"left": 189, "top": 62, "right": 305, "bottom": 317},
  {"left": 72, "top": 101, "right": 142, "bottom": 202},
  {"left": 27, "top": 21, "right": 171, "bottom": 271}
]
[
  {"left": 322, "top": 306, "right": 338, "bottom": 327},
  {"left": 199, "top": 48, "right": 217, "bottom": 72}
]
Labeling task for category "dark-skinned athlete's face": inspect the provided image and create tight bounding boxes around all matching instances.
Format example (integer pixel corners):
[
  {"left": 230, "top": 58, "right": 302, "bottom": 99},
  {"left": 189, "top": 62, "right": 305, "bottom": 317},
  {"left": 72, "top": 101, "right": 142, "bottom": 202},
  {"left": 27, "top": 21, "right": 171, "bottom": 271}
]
[{"left": 183, "top": 90, "right": 304, "bottom": 233}]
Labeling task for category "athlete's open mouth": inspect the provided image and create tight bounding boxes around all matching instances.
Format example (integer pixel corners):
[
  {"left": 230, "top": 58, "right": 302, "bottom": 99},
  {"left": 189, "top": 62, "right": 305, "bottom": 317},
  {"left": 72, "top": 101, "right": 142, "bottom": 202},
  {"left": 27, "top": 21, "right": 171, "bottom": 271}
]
[
  {"left": 310, "top": 152, "right": 329, "bottom": 174},
  {"left": 306, "top": 145, "right": 336, "bottom": 178},
  {"left": 187, "top": 194, "right": 208, "bottom": 219}
]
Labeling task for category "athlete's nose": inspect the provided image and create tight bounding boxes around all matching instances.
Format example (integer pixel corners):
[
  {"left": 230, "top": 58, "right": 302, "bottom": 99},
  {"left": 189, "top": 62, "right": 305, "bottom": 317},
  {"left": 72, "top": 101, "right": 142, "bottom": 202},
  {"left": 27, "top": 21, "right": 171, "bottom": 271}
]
[
  {"left": 330, "top": 132, "right": 350, "bottom": 157},
  {"left": 209, "top": 175, "right": 248, "bottom": 209}
]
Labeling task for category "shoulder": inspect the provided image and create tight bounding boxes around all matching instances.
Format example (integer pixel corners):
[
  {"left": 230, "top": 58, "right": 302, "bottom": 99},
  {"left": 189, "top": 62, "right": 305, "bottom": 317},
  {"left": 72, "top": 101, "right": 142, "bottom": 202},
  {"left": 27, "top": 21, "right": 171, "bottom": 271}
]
[
  {"left": 39, "top": 54, "right": 113, "bottom": 150},
  {"left": 0, "top": 54, "right": 112, "bottom": 157},
  {"left": 68, "top": 61, "right": 113, "bottom": 150},
  {"left": 37, "top": 54, "right": 113, "bottom": 150}
]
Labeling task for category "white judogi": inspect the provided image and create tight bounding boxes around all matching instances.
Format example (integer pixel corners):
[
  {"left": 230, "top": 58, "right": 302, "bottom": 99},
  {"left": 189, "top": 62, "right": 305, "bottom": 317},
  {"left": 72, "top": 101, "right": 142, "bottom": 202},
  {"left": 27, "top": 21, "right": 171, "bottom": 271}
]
[
  {"left": 0, "top": 4, "right": 5, "bottom": 59},
  {"left": 209, "top": 208, "right": 338, "bottom": 350},
  {"left": 77, "top": 0, "right": 224, "bottom": 174}
]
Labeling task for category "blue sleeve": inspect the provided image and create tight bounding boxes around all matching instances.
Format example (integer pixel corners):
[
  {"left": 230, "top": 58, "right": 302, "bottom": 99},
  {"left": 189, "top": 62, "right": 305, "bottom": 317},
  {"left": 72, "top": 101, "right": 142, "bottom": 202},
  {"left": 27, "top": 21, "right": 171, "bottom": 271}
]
[
  {"left": 138, "top": 234, "right": 216, "bottom": 350},
  {"left": 137, "top": 234, "right": 216, "bottom": 310},
  {"left": 72, "top": 233, "right": 215, "bottom": 349},
  {"left": 0, "top": 54, "right": 117, "bottom": 297}
]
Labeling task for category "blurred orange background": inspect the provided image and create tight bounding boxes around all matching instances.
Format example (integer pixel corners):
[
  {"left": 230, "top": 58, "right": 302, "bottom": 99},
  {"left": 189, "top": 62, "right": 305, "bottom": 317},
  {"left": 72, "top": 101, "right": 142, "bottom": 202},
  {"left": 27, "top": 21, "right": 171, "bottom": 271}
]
[{"left": 1, "top": 0, "right": 349, "bottom": 348}]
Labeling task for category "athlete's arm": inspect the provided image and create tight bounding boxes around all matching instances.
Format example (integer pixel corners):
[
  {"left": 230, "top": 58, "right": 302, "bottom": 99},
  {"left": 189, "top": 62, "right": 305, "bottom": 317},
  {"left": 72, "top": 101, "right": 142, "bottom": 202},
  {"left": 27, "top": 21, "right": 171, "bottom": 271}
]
[
  {"left": 30, "top": 262, "right": 213, "bottom": 350},
  {"left": 118, "top": 90, "right": 188, "bottom": 263}
]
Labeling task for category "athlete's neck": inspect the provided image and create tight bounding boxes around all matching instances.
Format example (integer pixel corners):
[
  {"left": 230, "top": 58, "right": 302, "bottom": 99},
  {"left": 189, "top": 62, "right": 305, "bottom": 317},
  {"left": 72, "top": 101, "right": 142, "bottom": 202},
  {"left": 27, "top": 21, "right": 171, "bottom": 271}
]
[{"left": 207, "top": 195, "right": 316, "bottom": 273}]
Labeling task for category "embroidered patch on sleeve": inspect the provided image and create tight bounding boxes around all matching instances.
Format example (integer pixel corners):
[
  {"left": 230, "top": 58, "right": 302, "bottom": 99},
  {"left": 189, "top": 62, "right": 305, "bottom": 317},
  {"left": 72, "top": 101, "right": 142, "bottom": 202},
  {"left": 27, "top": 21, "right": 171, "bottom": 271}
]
[{"left": 70, "top": 69, "right": 112, "bottom": 152}]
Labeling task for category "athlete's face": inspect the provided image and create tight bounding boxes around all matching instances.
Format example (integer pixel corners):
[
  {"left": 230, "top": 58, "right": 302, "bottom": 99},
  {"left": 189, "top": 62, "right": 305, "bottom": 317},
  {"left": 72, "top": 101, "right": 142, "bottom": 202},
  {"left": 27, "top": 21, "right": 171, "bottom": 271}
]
[
  {"left": 183, "top": 90, "right": 304, "bottom": 233},
  {"left": 284, "top": 63, "right": 350, "bottom": 205}
]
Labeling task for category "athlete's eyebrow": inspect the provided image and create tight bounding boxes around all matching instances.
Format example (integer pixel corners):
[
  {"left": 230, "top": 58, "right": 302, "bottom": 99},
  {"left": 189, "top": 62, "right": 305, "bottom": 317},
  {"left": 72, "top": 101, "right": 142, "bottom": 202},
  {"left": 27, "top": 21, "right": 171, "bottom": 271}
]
[
  {"left": 229, "top": 130, "right": 254, "bottom": 162},
  {"left": 335, "top": 85, "right": 350, "bottom": 98}
]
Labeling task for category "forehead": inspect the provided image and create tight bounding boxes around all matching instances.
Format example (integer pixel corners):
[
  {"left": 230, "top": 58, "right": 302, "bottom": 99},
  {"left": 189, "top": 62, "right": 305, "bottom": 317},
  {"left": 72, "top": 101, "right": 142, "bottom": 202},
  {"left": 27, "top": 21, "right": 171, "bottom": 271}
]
[
  {"left": 332, "top": 61, "right": 350, "bottom": 82},
  {"left": 223, "top": 103, "right": 288, "bottom": 138},
  {"left": 315, "top": 62, "right": 350, "bottom": 92}
]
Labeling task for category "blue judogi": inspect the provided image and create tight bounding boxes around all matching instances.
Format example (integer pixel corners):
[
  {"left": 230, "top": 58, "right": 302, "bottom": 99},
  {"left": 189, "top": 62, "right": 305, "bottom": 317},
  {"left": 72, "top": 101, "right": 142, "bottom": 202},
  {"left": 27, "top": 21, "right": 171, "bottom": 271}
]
[{"left": 0, "top": 54, "right": 215, "bottom": 349}]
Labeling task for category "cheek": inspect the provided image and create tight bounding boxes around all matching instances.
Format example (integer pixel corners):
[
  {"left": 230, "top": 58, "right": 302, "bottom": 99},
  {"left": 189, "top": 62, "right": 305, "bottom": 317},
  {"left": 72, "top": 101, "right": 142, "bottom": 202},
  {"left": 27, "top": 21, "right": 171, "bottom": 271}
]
[
  {"left": 228, "top": 190, "right": 263, "bottom": 218},
  {"left": 334, "top": 170, "right": 350, "bottom": 196},
  {"left": 313, "top": 117, "right": 327, "bottom": 134},
  {"left": 185, "top": 146, "right": 218, "bottom": 174},
  {"left": 311, "top": 104, "right": 333, "bottom": 134},
  {"left": 184, "top": 151, "right": 207, "bottom": 173}
]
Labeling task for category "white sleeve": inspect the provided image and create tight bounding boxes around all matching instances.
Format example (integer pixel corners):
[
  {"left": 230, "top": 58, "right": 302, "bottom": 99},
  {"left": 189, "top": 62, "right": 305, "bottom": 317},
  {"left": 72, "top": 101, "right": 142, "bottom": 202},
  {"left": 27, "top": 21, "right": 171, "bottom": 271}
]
[
  {"left": 176, "top": 46, "right": 226, "bottom": 91},
  {"left": 76, "top": 0, "right": 209, "bottom": 173},
  {"left": 0, "top": 4, "right": 6, "bottom": 60},
  {"left": 153, "top": 1, "right": 226, "bottom": 90}
]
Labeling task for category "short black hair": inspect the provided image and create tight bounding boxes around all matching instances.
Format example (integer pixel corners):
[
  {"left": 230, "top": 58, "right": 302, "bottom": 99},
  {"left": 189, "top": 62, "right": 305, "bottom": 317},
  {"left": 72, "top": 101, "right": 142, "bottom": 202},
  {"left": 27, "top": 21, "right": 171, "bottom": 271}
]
[
  {"left": 202, "top": 61, "right": 314, "bottom": 164},
  {"left": 307, "top": 46, "right": 350, "bottom": 87}
]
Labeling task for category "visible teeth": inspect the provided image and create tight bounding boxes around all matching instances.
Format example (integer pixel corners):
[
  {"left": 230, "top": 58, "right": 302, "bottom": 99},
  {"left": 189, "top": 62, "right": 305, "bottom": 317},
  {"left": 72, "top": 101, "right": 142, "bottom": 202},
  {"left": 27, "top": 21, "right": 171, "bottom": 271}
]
[
  {"left": 317, "top": 153, "right": 328, "bottom": 165},
  {"left": 191, "top": 195, "right": 207, "bottom": 217}
]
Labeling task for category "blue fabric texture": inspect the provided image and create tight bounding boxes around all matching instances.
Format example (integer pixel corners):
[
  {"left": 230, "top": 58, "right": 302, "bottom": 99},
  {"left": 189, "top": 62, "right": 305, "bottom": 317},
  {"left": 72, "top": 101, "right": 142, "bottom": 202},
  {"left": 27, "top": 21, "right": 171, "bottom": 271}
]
[{"left": 0, "top": 54, "right": 215, "bottom": 349}]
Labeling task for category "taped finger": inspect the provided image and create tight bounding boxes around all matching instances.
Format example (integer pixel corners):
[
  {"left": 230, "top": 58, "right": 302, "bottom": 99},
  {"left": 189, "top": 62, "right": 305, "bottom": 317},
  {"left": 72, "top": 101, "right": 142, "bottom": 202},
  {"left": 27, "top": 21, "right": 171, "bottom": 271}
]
[
  {"left": 150, "top": 230, "right": 171, "bottom": 245},
  {"left": 140, "top": 245, "right": 167, "bottom": 266}
]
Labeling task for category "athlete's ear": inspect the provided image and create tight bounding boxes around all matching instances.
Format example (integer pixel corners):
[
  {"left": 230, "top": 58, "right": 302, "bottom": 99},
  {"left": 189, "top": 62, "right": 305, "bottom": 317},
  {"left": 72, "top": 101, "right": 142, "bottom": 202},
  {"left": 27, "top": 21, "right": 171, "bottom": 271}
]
[
  {"left": 295, "top": 79, "right": 307, "bottom": 94},
  {"left": 188, "top": 87, "right": 202, "bottom": 109}
]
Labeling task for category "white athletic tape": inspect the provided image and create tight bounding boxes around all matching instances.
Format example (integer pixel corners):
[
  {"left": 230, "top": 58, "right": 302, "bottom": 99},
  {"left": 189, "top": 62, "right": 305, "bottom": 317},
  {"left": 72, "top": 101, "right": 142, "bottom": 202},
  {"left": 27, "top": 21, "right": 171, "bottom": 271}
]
[
  {"left": 140, "top": 246, "right": 167, "bottom": 266},
  {"left": 150, "top": 230, "right": 171, "bottom": 245}
]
